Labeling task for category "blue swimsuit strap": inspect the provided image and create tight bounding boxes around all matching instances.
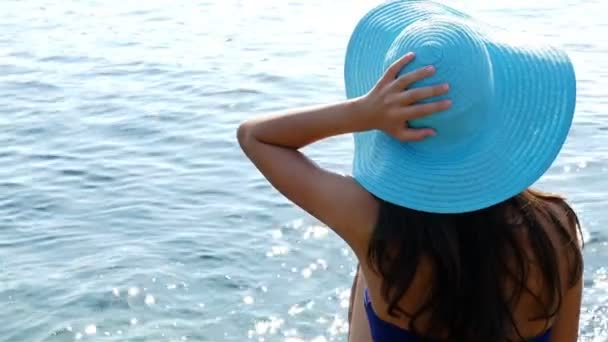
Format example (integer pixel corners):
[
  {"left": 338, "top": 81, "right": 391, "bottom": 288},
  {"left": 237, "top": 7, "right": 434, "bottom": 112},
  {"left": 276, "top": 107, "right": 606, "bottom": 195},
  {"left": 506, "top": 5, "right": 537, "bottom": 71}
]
[{"left": 363, "top": 288, "right": 552, "bottom": 342}]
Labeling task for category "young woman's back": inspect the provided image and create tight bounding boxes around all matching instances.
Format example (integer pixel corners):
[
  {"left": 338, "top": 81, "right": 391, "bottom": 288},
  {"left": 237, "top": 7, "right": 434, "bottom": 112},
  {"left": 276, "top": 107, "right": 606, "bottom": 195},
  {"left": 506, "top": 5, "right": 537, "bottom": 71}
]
[{"left": 348, "top": 190, "right": 583, "bottom": 342}]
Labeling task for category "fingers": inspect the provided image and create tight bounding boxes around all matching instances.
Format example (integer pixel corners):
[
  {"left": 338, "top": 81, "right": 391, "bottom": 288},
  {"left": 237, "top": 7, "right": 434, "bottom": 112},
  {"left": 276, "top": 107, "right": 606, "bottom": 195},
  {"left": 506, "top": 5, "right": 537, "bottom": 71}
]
[
  {"left": 383, "top": 52, "right": 415, "bottom": 81},
  {"left": 391, "top": 65, "right": 436, "bottom": 91},
  {"left": 386, "top": 99, "right": 451, "bottom": 142},
  {"left": 399, "top": 83, "right": 450, "bottom": 105},
  {"left": 380, "top": 52, "right": 453, "bottom": 143},
  {"left": 400, "top": 99, "right": 452, "bottom": 121},
  {"left": 393, "top": 128, "right": 436, "bottom": 142}
]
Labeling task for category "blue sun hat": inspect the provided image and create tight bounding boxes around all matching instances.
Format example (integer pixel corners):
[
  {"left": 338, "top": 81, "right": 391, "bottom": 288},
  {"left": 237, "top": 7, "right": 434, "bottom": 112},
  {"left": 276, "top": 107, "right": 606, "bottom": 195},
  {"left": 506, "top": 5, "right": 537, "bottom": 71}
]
[{"left": 344, "top": 0, "right": 576, "bottom": 214}]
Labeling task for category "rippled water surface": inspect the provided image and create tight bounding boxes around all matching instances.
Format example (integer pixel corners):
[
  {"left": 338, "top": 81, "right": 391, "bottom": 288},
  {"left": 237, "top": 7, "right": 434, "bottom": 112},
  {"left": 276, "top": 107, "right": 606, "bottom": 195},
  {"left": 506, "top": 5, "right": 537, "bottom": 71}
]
[{"left": 0, "top": 0, "right": 607, "bottom": 341}]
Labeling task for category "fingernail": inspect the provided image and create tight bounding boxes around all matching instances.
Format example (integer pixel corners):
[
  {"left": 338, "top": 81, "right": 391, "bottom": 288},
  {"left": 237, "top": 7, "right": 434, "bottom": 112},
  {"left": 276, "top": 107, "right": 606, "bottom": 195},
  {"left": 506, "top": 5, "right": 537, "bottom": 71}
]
[
  {"left": 442, "top": 83, "right": 450, "bottom": 91},
  {"left": 444, "top": 100, "right": 453, "bottom": 107},
  {"left": 425, "top": 65, "right": 435, "bottom": 72}
]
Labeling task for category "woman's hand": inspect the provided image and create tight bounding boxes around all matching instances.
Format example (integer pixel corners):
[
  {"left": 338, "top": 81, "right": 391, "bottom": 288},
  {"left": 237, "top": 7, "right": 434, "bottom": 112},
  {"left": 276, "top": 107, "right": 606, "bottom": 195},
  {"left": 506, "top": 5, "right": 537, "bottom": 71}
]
[{"left": 355, "top": 52, "right": 452, "bottom": 141}]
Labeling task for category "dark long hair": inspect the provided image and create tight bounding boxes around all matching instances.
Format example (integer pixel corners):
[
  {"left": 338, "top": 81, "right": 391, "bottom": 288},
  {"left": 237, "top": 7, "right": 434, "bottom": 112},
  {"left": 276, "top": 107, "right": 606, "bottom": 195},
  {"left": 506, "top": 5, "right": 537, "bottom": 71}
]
[{"left": 367, "top": 189, "right": 583, "bottom": 342}]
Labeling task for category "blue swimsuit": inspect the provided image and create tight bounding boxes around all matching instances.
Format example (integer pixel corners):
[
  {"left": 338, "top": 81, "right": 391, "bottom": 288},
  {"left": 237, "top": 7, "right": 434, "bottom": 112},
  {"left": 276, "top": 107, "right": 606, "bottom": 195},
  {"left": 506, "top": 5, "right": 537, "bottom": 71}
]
[{"left": 364, "top": 289, "right": 551, "bottom": 342}]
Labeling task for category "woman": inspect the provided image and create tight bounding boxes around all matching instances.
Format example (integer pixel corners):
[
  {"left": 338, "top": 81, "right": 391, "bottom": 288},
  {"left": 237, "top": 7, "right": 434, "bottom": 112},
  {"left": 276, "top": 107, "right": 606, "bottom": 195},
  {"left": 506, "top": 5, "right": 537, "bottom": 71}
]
[{"left": 238, "top": 1, "right": 583, "bottom": 341}]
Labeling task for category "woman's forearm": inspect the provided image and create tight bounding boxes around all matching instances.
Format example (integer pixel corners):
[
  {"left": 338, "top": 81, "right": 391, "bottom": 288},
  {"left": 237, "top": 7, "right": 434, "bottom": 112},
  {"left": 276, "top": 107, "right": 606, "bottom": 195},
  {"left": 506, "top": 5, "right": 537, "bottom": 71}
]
[{"left": 237, "top": 98, "right": 369, "bottom": 150}]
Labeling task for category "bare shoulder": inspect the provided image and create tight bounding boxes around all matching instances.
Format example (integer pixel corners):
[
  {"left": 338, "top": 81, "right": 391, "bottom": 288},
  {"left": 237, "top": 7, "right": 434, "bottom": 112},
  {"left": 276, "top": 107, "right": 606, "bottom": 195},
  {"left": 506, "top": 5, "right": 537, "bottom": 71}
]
[
  {"left": 538, "top": 195, "right": 584, "bottom": 342},
  {"left": 330, "top": 175, "right": 379, "bottom": 253}
]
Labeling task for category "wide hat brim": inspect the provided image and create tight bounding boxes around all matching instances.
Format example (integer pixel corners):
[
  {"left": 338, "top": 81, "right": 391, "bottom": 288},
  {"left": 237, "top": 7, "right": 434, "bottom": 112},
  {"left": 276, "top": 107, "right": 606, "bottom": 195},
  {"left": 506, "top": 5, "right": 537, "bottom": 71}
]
[{"left": 344, "top": 0, "right": 576, "bottom": 214}]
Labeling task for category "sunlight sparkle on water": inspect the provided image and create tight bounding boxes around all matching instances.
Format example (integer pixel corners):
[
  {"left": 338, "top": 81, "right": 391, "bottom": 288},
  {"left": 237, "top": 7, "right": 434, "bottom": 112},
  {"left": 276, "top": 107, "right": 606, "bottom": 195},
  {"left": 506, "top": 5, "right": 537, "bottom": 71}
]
[
  {"left": 145, "top": 294, "right": 156, "bottom": 305},
  {"left": 128, "top": 287, "right": 140, "bottom": 297},
  {"left": 243, "top": 295, "right": 255, "bottom": 305},
  {"left": 303, "top": 225, "right": 329, "bottom": 239}
]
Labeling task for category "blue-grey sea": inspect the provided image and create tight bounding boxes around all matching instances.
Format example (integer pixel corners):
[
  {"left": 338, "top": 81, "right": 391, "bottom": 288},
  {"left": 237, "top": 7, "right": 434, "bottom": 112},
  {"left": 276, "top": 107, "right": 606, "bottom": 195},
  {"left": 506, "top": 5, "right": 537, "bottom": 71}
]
[{"left": 0, "top": 0, "right": 606, "bottom": 341}]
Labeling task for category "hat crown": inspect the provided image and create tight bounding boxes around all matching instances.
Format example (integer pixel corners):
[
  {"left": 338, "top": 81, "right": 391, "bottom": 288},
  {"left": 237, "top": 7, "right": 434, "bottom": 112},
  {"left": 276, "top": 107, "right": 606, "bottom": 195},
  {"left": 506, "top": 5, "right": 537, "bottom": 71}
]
[
  {"left": 383, "top": 17, "right": 495, "bottom": 153},
  {"left": 345, "top": 0, "right": 576, "bottom": 213}
]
